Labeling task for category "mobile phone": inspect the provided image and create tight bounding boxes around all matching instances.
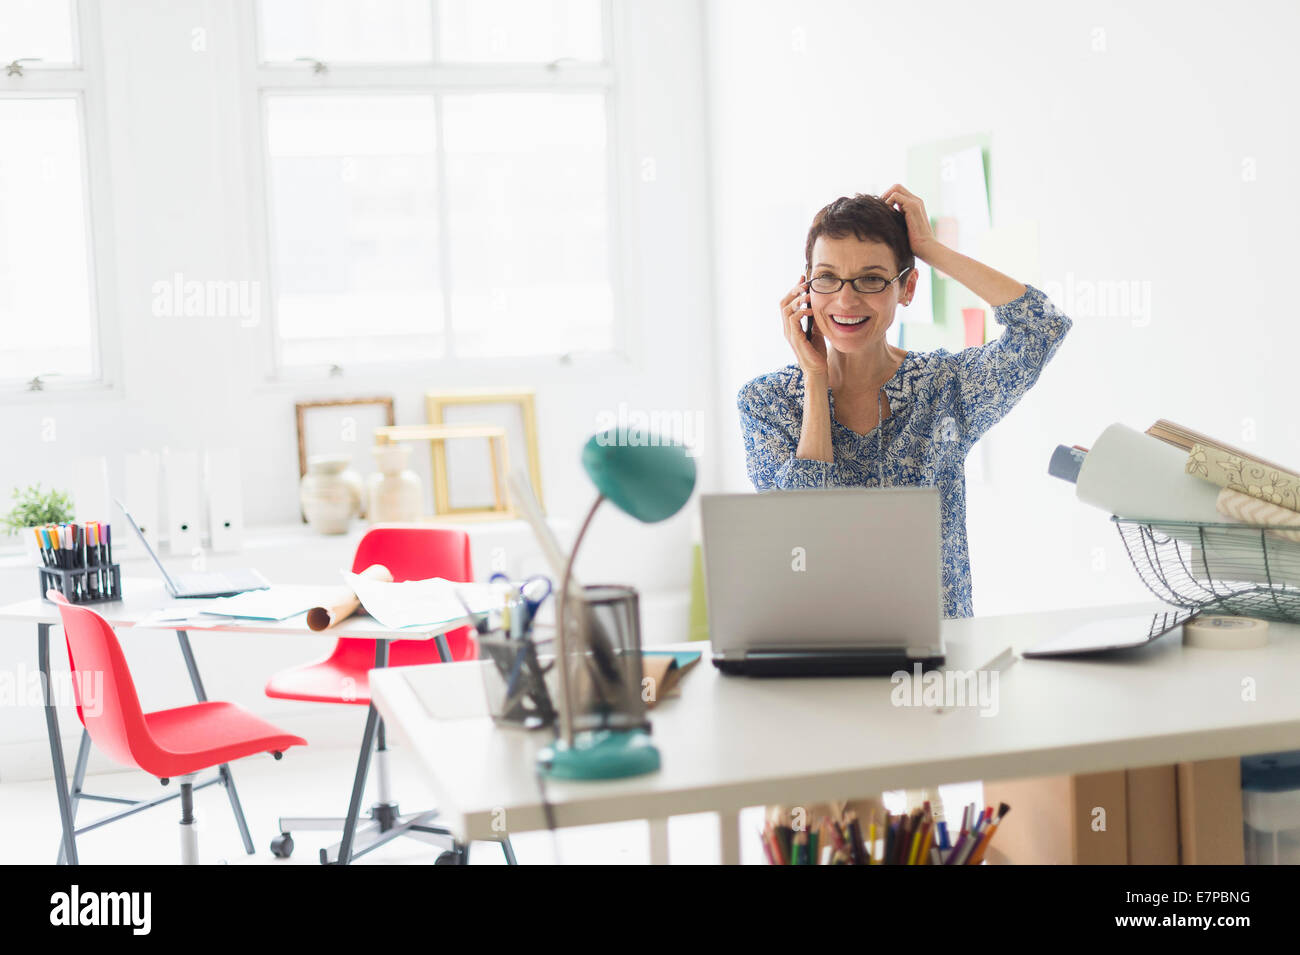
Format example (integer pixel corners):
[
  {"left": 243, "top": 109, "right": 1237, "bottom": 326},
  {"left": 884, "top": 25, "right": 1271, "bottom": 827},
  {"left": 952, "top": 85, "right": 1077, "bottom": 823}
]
[{"left": 802, "top": 278, "right": 814, "bottom": 341}]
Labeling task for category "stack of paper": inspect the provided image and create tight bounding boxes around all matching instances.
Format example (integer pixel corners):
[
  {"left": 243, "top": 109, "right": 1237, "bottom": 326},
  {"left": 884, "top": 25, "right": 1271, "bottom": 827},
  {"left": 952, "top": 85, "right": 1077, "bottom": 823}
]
[{"left": 344, "top": 573, "right": 514, "bottom": 631}]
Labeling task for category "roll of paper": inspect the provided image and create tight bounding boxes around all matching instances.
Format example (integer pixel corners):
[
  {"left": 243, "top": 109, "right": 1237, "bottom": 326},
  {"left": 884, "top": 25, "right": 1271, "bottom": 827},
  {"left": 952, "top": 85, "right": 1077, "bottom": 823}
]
[
  {"left": 306, "top": 562, "right": 393, "bottom": 631},
  {"left": 1215, "top": 487, "right": 1300, "bottom": 544},
  {"left": 1076, "top": 423, "right": 1225, "bottom": 523}
]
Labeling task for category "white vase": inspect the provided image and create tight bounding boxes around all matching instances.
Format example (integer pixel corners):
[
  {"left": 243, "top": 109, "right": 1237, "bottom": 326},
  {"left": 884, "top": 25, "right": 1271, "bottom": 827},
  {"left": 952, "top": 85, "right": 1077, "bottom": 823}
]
[
  {"left": 300, "top": 454, "right": 355, "bottom": 534},
  {"left": 367, "top": 444, "right": 423, "bottom": 523},
  {"left": 340, "top": 466, "right": 365, "bottom": 519}
]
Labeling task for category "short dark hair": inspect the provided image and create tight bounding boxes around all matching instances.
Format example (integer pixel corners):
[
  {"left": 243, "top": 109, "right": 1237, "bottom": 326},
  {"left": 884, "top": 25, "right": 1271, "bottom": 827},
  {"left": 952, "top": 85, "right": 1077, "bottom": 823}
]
[{"left": 804, "top": 193, "right": 914, "bottom": 277}]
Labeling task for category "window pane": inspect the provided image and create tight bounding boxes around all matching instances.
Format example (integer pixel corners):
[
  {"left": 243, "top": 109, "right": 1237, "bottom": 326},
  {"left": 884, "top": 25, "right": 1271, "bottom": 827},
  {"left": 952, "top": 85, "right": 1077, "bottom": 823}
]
[
  {"left": 0, "top": 98, "right": 94, "bottom": 382},
  {"left": 265, "top": 95, "right": 443, "bottom": 367},
  {"left": 443, "top": 92, "right": 611, "bottom": 357},
  {"left": 258, "top": 0, "right": 433, "bottom": 63},
  {"left": 438, "top": 0, "right": 602, "bottom": 63},
  {"left": 0, "top": 0, "right": 76, "bottom": 65}
]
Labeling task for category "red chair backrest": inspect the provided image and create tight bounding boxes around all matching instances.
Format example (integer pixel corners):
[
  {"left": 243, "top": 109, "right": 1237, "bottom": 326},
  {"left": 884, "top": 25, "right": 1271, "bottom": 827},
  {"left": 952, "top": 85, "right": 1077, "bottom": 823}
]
[
  {"left": 340, "top": 526, "right": 476, "bottom": 666},
  {"left": 49, "top": 592, "right": 158, "bottom": 772}
]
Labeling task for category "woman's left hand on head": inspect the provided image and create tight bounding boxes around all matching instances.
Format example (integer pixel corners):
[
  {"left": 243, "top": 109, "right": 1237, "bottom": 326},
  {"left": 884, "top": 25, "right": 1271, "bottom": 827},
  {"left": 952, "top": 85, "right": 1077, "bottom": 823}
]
[{"left": 882, "top": 184, "right": 939, "bottom": 262}]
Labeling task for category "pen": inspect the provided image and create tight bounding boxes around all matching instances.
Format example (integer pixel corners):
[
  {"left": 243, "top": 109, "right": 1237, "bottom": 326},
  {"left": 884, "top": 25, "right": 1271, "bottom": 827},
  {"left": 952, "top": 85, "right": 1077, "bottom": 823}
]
[
  {"left": 767, "top": 825, "right": 787, "bottom": 865},
  {"left": 916, "top": 812, "right": 935, "bottom": 865},
  {"left": 945, "top": 806, "right": 971, "bottom": 865},
  {"left": 968, "top": 803, "right": 1011, "bottom": 865},
  {"left": 954, "top": 809, "right": 987, "bottom": 866},
  {"left": 770, "top": 821, "right": 789, "bottom": 864},
  {"left": 921, "top": 813, "right": 936, "bottom": 864},
  {"left": 846, "top": 811, "right": 865, "bottom": 865},
  {"left": 896, "top": 812, "right": 911, "bottom": 865},
  {"left": 791, "top": 830, "right": 807, "bottom": 865}
]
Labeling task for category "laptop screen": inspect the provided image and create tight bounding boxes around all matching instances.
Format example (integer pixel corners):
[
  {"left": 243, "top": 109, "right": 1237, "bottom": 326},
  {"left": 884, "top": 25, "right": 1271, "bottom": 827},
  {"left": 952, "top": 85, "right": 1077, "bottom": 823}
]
[{"left": 115, "top": 499, "right": 180, "bottom": 594}]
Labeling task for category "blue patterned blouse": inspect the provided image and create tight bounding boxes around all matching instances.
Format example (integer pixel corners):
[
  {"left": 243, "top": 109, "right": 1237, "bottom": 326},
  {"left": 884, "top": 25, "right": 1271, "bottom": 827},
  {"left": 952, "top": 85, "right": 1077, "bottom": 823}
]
[{"left": 737, "top": 284, "right": 1072, "bottom": 619}]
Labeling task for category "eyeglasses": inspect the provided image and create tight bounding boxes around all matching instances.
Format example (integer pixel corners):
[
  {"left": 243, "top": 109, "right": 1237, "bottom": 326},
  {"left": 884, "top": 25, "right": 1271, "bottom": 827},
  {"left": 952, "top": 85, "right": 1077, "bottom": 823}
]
[{"left": 808, "top": 267, "right": 912, "bottom": 295}]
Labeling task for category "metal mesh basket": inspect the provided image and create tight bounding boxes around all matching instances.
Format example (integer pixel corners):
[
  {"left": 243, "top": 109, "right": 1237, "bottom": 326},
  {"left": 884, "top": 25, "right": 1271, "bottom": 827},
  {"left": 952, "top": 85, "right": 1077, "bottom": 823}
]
[{"left": 1113, "top": 516, "right": 1300, "bottom": 623}]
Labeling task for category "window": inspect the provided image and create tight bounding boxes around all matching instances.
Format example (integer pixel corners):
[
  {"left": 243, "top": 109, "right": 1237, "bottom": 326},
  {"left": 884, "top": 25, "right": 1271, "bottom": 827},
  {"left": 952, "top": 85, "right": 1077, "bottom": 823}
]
[
  {"left": 251, "top": 0, "right": 615, "bottom": 371},
  {"left": 0, "top": 0, "right": 102, "bottom": 390}
]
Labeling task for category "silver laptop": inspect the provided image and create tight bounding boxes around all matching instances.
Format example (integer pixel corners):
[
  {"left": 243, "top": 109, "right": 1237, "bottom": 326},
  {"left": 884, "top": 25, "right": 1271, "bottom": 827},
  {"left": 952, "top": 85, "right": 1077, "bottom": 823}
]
[
  {"left": 701, "top": 487, "right": 944, "bottom": 676},
  {"left": 116, "top": 499, "right": 270, "bottom": 599}
]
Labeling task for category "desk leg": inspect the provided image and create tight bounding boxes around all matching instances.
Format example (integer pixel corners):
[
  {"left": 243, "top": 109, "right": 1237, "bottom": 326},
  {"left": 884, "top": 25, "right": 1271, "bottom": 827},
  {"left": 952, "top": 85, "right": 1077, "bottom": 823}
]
[
  {"left": 55, "top": 730, "right": 92, "bottom": 865},
  {"left": 649, "top": 818, "right": 669, "bottom": 865},
  {"left": 39, "top": 622, "right": 78, "bottom": 865},
  {"left": 718, "top": 810, "right": 741, "bottom": 865},
  {"left": 334, "top": 639, "right": 388, "bottom": 865},
  {"left": 337, "top": 705, "right": 379, "bottom": 865},
  {"left": 175, "top": 629, "right": 255, "bottom": 855}
]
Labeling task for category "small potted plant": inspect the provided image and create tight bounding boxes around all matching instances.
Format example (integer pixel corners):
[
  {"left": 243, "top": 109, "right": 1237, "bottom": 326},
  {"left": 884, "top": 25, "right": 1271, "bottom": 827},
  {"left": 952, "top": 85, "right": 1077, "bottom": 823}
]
[{"left": 2, "top": 483, "right": 75, "bottom": 565}]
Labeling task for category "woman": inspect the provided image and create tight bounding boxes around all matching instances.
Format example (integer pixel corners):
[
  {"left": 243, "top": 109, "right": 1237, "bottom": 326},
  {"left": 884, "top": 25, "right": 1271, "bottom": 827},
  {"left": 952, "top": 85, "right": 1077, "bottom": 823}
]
[{"left": 738, "top": 186, "right": 1073, "bottom": 619}]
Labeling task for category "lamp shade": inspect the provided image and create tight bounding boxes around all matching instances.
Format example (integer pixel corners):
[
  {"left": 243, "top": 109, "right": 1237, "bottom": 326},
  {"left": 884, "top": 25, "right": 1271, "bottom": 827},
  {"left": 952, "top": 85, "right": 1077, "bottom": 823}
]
[{"left": 581, "top": 433, "right": 696, "bottom": 523}]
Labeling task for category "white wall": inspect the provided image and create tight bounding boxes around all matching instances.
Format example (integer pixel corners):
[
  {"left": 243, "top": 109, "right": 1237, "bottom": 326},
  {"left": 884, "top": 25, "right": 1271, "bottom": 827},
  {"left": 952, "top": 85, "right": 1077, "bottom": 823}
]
[
  {"left": 705, "top": 0, "right": 1300, "bottom": 615},
  {"left": 0, "top": 0, "right": 715, "bottom": 778},
  {"left": 0, "top": 0, "right": 715, "bottom": 585}
]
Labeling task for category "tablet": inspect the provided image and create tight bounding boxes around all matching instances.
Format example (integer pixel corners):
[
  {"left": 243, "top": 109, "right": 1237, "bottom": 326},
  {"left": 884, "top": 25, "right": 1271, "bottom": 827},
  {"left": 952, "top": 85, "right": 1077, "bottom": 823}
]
[{"left": 1022, "top": 609, "right": 1200, "bottom": 658}]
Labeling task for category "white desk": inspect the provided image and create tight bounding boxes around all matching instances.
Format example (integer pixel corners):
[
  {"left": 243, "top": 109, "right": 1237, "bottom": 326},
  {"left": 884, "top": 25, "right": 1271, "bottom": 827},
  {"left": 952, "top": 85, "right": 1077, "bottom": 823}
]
[
  {"left": 369, "top": 600, "right": 1300, "bottom": 863},
  {"left": 0, "top": 577, "right": 471, "bottom": 865}
]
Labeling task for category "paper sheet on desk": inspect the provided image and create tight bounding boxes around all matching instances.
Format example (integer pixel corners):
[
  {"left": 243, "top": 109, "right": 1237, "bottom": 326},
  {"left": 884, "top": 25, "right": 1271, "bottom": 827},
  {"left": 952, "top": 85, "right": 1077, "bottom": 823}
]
[
  {"left": 197, "top": 585, "right": 333, "bottom": 621},
  {"left": 344, "top": 572, "right": 511, "bottom": 631},
  {"left": 135, "top": 606, "right": 212, "bottom": 627}
]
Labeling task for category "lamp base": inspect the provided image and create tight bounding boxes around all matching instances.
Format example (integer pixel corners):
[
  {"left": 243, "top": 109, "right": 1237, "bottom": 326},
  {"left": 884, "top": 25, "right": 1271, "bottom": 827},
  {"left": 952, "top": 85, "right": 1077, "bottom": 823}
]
[{"left": 537, "top": 728, "right": 661, "bottom": 780}]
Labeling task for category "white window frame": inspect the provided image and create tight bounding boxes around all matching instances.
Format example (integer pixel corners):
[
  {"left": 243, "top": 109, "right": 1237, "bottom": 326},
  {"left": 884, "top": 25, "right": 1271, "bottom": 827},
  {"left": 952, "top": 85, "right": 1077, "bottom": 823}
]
[
  {"left": 237, "top": 0, "right": 628, "bottom": 384},
  {"left": 0, "top": 0, "right": 119, "bottom": 399}
]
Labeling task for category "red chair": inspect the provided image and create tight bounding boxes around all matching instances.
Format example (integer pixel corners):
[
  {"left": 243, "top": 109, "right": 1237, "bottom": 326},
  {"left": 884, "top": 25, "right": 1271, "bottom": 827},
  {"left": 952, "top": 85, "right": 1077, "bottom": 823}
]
[
  {"left": 50, "top": 592, "right": 306, "bottom": 864},
  {"left": 266, "top": 526, "right": 513, "bottom": 865}
]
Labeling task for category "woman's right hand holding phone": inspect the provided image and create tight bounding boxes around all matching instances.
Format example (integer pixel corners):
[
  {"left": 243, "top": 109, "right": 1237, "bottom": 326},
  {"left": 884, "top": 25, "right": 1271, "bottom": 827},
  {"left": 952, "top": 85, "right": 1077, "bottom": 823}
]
[{"left": 781, "top": 274, "right": 828, "bottom": 380}]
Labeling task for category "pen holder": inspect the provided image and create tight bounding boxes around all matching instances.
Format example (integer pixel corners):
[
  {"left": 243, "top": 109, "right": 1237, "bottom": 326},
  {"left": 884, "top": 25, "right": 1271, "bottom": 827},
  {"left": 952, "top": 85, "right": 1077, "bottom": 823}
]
[
  {"left": 561, "top": 584, "right": 651, "bottom": 736},
  {"left": 39, "top": 564, "right": 122, "bottom": 605},
  {"left": 479, "top": 630, "right": 558, "bottom": 730}
]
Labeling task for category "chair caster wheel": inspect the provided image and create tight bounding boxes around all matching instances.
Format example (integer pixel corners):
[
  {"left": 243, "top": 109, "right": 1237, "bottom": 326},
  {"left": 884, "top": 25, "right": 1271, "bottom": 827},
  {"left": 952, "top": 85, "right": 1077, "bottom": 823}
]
[
  {"left": 435, "top": 849, "right": 464, "bottom": 865},
  {"left": 270, "top": 833, "right": 294, "bottom": 858}
]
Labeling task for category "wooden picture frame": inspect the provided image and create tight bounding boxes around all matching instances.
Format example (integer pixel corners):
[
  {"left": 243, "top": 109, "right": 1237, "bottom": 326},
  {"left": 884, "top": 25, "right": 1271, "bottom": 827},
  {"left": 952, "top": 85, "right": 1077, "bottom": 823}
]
[
  {"left": 425, "top": 389, "right": 543, "bottom": 517},
  {"left": 294, "top": 397, "right": 396, "bottom": 521}
]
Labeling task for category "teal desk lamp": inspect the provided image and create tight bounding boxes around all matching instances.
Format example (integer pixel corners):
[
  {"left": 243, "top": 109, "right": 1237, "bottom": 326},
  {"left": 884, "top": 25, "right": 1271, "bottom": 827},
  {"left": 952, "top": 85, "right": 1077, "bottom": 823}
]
[{"left": 537, "top": 431, "right": 696, "bottom": 780}]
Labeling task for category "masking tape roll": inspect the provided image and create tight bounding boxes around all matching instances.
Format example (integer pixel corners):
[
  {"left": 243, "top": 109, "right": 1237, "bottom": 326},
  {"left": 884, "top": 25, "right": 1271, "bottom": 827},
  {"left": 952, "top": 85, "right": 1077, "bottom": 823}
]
[{"left": 1183, "top": 615, "right": 1269, "bottom": 649}]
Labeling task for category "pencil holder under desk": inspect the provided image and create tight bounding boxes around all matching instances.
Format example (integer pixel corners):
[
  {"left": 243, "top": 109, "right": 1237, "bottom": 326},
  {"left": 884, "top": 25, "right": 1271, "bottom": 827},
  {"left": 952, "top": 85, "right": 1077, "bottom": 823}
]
[
  {"left": 1113, "top": 516, "right": 1300, "bottom": 623},
  {"left": 39, "top": 564, "right": 122, "bottom": 605}
]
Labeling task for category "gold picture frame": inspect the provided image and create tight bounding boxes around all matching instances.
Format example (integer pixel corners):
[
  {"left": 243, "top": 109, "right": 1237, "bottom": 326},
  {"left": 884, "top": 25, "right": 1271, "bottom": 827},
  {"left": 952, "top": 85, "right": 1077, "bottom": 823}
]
[{"left": 425, "top": 389, "right": 543, "bottom": 517}]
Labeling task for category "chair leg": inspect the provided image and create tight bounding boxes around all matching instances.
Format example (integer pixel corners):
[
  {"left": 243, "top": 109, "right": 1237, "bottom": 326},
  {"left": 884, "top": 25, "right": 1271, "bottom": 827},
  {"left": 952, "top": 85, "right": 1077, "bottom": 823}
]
[
  {"left": 174, "top": 628, "right": 256, "bottom": 855},
  {"left": 287, "top": 639, "right": 464, "bottom": 865},
  {"left": 179, "top": 776, "right": 199, "bottom": 865},
  {"left": 501, "top": 836, "right": 518, "bottom": 865},
  {"left": 217, "top": 763, "right": 255, "bottom": 855}
]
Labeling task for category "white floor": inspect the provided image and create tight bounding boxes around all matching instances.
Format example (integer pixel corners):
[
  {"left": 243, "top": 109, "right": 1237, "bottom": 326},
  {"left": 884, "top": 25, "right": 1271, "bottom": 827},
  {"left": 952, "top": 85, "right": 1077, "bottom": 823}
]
[
  {"left": 1, "top": 743, "right": 981, "bottom": 865},
  {"left": 0, "top": 742, "right": 753, "bottom": 865}
]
